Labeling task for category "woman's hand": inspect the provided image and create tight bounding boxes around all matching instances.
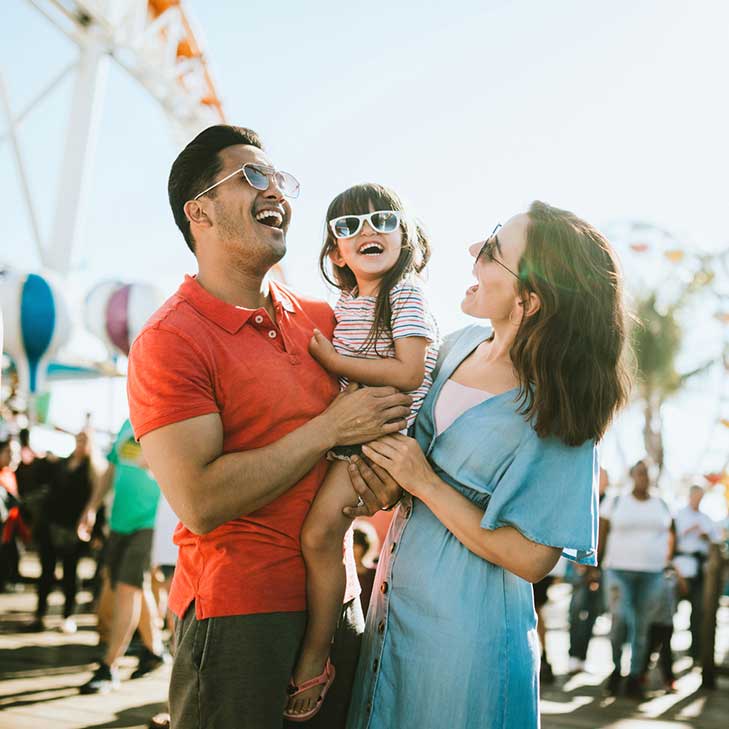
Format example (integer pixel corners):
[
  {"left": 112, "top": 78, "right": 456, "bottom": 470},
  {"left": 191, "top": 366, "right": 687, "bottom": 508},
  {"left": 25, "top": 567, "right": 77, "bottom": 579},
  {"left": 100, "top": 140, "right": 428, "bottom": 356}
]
[
  {"left": 309, "top": 329, "right": 340, "bottom": 372},
  {"left": 361, "top": 434, "right": 437, "bottom": 498}
]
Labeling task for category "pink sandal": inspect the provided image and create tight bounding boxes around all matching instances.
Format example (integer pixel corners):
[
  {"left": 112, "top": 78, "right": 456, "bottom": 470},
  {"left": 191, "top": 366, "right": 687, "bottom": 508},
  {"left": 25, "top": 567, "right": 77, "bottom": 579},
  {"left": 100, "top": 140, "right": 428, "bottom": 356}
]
[{"left": 283, "top": 658, "right": 336, "bottom": 722}]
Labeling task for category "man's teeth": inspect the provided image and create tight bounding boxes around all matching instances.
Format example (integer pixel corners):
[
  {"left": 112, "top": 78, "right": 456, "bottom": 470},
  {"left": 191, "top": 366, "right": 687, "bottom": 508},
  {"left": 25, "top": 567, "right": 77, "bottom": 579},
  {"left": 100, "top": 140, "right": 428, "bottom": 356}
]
[{"left": 255, "top": 210, "right": 283, "bottom": 228}]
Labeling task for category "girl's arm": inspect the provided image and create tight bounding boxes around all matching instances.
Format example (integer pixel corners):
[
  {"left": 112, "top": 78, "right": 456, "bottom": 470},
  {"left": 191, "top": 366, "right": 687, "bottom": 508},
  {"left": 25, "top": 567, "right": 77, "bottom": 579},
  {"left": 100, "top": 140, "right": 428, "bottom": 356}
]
[
  {"left": 356, "top": 436, "right": 561, "bottom": 583},
  {"left": 309, "top": 329, "right": 428, "bottom": 391}
]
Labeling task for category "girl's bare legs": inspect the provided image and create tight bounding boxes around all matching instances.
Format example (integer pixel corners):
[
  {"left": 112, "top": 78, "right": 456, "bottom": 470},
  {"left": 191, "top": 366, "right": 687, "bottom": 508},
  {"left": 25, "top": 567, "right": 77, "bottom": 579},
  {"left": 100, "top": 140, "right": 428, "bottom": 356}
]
[{"left": 286, "top": 459, "right": 358, "bottom": 716}]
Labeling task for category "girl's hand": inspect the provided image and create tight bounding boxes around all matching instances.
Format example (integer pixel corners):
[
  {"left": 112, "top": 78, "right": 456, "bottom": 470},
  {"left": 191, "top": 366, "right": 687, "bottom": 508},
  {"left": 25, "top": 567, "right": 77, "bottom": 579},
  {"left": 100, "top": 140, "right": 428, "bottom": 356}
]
[
  {"left": 309, "top": 329, "right": 340, "bottom": 371},
  {"left": 361, "top": 434, "right": 437, "bottom": 498}
]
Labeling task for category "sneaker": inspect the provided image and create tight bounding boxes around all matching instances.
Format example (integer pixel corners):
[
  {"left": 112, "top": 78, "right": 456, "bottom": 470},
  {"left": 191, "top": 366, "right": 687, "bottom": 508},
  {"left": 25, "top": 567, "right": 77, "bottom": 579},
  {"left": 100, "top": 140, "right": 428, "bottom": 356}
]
[
  {"left": 567, "top": 656, "right": 585, "bottom": 674},
  {"left": 79, "top": 663, "right": 120, "bottom": 694},
  {"left": 148, "top": 712, "right": 171, "bottom": 729},
  {"left": 130, "top": 647, "right": 170, "bottom": 679},
  {"left": 60, "top": 617, "right": 77, "bottom": 635}
]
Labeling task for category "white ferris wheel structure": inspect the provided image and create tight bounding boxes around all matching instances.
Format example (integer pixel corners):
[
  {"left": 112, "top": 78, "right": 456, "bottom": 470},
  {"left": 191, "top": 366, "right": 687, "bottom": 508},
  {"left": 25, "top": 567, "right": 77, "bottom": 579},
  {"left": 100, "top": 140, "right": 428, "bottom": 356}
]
[{"left": 2, "top": 0, "right": 226, "bottom": 277}]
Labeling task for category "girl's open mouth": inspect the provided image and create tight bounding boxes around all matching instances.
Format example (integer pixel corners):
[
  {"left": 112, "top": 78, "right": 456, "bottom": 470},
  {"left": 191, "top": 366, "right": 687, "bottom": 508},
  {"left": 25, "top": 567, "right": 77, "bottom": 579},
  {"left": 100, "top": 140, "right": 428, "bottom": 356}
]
[{"left": 358, "top": 242, "right": 384, "bottom": 256}]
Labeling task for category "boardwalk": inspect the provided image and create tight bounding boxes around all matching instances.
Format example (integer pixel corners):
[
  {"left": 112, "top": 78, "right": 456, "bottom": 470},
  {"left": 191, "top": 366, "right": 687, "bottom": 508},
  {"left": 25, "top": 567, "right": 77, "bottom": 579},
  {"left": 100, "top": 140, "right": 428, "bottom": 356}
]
[{"left": 1, "top": 557, "right": 727, "bottom": 729}]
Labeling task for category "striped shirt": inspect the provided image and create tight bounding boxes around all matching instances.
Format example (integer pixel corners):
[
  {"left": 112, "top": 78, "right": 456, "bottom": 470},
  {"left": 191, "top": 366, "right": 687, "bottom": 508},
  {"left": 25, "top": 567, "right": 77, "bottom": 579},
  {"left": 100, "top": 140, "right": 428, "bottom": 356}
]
[{"left": 332, "top": 280, "right": 439, "bottom": 428}]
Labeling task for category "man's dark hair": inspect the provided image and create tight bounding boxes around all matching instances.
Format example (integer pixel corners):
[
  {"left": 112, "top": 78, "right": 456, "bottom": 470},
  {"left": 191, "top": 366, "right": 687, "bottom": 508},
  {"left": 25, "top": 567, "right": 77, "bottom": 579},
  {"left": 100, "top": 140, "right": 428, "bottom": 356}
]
[
  {"left": 168, "top": 125, "right": 263, "bottom": 253},
  {"left": 18, "top": 428, "right": 30, "bottom": 448}
]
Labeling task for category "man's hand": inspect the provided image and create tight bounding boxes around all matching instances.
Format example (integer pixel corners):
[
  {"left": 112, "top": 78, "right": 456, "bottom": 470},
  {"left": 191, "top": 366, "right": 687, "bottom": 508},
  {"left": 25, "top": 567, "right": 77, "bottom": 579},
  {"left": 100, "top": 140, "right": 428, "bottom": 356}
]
[
  {"left": 77, "top": 508, "right": 97, "bottom": 542},
  {"left": 319, "top": 385, "right": 411, "bottom": 447},
  {"left": 343, "top": 455, "right": 403, "bottom": 518},
  {"left": 309, "top": 329, "right": 340, "bottom": 371}
]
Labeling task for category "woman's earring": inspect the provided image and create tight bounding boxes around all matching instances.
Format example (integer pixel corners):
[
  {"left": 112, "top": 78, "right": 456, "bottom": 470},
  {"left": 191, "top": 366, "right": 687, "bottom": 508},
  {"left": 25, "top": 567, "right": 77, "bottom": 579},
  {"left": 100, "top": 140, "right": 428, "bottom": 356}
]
[{"left": 508, "top": 306, "right": 523, "bottom": 327}]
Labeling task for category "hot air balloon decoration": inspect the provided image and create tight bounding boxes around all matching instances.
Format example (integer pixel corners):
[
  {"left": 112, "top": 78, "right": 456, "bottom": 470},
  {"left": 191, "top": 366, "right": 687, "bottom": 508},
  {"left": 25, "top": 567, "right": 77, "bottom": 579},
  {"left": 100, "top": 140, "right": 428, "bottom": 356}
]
[
  {"left": 0, "top": 268, "right": 72, "bottom": 398},
  {"left": 83, "top": 280, "right": 165, "bottom": 357}
]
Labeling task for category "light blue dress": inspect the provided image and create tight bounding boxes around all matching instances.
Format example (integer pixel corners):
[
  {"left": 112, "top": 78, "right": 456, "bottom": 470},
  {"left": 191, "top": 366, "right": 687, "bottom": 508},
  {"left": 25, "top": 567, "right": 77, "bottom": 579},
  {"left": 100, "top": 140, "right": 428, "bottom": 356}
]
[{"left": 346, "top": 325, "right": 599, "bottom": 729}]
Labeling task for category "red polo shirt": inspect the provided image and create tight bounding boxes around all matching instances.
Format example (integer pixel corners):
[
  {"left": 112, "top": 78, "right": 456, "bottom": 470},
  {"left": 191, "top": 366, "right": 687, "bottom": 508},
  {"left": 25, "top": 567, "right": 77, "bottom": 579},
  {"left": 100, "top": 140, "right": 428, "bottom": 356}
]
[{"left": 127, "top": 275, "right": 356, "bottom": 619}]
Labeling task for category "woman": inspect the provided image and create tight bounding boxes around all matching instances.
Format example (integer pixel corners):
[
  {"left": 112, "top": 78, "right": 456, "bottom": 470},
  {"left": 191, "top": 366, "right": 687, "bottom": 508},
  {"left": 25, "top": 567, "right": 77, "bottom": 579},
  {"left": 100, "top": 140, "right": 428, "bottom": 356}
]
[
  {"left": 598, "top": 459, "right": 674, "bottom": 698},
  {"left": 32, "top": 429, "right": 100, "bottom": 633},
  {"left": 344, "top": 202, "right": 631, "bottom": 728}
]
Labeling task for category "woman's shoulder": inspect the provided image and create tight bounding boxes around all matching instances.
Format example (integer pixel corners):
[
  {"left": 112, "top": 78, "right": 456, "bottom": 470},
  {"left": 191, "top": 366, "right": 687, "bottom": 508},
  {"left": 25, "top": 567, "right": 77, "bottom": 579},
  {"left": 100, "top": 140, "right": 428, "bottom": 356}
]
[{"left": 440, "top": 324, "right": 492, "bottom": 354}]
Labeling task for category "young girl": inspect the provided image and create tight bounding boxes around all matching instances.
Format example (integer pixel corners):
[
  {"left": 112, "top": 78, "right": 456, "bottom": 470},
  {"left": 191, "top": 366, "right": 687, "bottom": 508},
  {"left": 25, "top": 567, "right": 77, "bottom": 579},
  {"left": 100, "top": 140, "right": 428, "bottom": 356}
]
[{"left": 284, "top": 183, "right": 439, "bottom": 721}]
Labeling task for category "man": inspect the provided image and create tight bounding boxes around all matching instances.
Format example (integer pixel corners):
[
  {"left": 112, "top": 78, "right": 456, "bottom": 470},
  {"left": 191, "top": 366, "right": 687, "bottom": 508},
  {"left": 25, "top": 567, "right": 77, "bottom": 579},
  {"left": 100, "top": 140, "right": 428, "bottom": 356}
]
[
  {"left": 674, "top": 484, "right": 718, "bottom": 661},
  {"left": 78, "top": 419, "right": 166, "bottom": 693},
  {"left": 0, "top": 437, "right": 23, "bottom": 592},
  {"left": 127, "top": 125, "right": 407, "bottom": 729},
  {"left": 567, "top": 466, "right": 609, "bottom": 674}
]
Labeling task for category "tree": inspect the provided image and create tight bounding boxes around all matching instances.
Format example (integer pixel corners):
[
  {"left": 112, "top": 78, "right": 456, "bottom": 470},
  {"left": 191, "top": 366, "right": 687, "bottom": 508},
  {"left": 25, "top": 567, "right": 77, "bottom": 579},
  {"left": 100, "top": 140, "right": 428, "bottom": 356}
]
[{"left": 630, "top": 265, "right": 720, "bottom": 478}]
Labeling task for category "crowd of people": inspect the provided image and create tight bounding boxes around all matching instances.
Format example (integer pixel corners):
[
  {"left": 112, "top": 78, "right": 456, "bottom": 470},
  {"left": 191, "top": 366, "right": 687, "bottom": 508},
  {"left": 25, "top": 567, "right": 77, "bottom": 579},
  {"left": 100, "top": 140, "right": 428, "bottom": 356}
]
[
  {"left": 535, "top": 462, "right": 727, "bottom": 701},
  {"left": 1, "top": 417, "right": 726, "bottom": 717}
]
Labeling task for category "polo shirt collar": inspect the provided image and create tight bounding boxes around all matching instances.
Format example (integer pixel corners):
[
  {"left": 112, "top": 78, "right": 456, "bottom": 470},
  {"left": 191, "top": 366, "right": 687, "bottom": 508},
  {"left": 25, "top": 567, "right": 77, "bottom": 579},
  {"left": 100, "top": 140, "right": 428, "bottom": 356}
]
[{"left": 179, "top": 275, "right": 295, "bottom": 335}]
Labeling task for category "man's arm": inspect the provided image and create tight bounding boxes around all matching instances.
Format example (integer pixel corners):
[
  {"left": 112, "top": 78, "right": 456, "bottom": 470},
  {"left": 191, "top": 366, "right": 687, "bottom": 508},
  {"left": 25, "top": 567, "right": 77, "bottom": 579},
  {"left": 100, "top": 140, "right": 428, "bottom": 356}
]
[
  {"left": 139, "top": 385, "right": 411, "bottom": 535},
  {"left": 597, "top": 517, "right": 610, "bottom": 565},
  {"left": 77, "top": 463, "right": 114, "bottom": 541}
]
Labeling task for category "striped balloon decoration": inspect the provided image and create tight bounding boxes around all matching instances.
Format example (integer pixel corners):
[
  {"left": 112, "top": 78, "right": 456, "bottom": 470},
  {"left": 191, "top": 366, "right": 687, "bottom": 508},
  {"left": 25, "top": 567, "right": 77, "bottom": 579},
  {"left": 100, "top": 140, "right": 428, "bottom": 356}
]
[
  {"left": 83, "top": 280, "right": 165, "bottom": 357},
  {"left": 0, "top": 268, "right": 71, "bottom": 395}
]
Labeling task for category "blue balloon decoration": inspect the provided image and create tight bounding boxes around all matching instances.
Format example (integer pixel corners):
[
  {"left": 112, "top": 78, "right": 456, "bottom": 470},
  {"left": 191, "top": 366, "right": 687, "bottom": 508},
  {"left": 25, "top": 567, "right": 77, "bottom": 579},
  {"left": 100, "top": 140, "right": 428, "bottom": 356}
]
[{"left": 20, "top": 274, "right": 56, "bottom": 392}]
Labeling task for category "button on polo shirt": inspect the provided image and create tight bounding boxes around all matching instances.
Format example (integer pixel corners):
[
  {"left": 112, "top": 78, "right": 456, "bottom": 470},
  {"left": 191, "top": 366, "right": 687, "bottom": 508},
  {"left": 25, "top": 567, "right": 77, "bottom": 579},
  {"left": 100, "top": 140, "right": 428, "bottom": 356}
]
[{"left": 127, "top": 275, "right": 356, "bottom": 619}]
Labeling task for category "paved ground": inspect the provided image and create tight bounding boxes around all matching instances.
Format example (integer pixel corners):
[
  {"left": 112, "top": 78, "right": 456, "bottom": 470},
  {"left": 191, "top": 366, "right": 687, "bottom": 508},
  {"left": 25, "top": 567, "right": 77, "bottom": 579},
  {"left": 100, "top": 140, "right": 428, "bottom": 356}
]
[{"left": 1, "top": 557, "right": 728, "bottom": 729}]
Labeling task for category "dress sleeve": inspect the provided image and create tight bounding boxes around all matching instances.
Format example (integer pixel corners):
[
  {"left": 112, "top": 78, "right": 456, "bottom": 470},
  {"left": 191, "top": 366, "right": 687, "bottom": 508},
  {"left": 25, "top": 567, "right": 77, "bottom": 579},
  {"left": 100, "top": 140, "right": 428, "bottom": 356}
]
[
  {"left": 480, "top": 432, "right": 600, "bottom": 565},
  {"left": 127, "top": 326, "right": 220, "bottom": 441},
  {"left": 389, "top": 283, "right": 436, "bottom": 341}
]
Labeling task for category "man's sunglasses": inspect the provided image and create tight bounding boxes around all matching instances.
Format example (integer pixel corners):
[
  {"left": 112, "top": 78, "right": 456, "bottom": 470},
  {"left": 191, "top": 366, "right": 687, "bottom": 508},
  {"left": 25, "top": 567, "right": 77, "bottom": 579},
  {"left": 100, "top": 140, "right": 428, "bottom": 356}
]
[
  {"left": 477, "top": 223, "right": 523, "bottom": 282},
  {"left": 193, "top": 163, "right": 300, "bottom": 200},
  {"left": 328, "top": 210, "right": 401, "bottom": 240}
]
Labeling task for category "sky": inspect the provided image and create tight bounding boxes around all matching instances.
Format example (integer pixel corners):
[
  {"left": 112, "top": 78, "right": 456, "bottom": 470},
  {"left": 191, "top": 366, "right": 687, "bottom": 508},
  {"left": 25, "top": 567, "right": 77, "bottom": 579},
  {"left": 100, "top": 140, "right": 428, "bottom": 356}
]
[{"left": 1, "top": 1, "right": 729, "bottom": 511}]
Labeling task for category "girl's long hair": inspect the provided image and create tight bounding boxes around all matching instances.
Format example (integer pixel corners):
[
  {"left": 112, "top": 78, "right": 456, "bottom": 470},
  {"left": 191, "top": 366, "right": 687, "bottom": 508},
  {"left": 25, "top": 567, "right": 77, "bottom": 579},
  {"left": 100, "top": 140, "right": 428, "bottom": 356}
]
[
  {"left": 319, "top": 183, "right": 431, "bottom": 353},
  {"left": 510, "top": 201, "right": 632, "bottom": 445}
]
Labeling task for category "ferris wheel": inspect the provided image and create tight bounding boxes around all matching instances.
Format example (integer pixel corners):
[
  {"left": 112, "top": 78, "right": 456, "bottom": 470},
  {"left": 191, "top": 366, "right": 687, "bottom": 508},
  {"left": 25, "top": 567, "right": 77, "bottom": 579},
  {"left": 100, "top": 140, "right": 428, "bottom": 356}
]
[
  {"left": 3, "top": 0, "right": 226, "bottom": 277},
  {"left": 1, "top": 1, "right": 227, "bottom": 408}
]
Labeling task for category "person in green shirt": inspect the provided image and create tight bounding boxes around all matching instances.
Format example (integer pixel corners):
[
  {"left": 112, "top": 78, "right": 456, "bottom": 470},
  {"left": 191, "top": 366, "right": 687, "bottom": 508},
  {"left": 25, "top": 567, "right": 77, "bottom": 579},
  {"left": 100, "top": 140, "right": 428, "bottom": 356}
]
[{"left": 78, "top": 419, "right": 167, "bottom": 694}]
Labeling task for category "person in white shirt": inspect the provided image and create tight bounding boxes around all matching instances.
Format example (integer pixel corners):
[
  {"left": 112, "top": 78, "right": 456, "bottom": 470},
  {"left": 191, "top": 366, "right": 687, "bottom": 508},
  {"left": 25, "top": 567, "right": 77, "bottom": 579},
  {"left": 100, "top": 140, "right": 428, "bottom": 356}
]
[
  {"left": 674, "top": 484, "right": 718, "bottom": 661},
  {"left": 598, "top": 459, "right": 675, "bottom": 699}
]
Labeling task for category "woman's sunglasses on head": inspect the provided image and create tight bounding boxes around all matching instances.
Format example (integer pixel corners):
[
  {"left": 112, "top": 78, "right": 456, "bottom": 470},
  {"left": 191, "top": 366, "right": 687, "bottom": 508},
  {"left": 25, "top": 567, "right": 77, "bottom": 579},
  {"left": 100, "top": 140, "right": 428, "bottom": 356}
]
[
  {"left": 194, "top": 163, "right": 300, "bottom": 200},
  {"left": 328, "top": 210, "right": 401, "bottom": 240}
]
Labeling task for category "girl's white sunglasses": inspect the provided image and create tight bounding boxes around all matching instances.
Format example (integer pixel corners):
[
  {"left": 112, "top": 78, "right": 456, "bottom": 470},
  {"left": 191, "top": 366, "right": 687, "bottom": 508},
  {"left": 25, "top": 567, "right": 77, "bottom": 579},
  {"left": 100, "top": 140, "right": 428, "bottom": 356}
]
[{"left": 328, "top": 210, "right": 401, "bottom": 239}]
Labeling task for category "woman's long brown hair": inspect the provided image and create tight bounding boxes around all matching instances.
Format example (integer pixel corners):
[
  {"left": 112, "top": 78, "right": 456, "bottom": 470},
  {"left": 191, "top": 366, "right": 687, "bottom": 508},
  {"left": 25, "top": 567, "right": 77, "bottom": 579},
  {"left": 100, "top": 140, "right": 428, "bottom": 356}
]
[
  {"left": 510, "top": 201, "right": 632, "bottom": 445},
  {"left": 318, "top": 183, "right": 431, "bottom": 354}
]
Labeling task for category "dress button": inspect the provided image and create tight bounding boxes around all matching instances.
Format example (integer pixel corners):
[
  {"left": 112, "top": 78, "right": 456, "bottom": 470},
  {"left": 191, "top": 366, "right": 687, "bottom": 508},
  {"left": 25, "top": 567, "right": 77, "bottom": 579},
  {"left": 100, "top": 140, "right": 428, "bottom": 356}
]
[
  {"left": 254, "top": 315, "right": 264, "bottom": 324},
  {"left": 268, "top": 330, "right": 277, "bottom": 339},
  {"left": 380, "top": 581, "right": 389, "bottom": 594},
  {"left": 377, "top": 620, "right": 386, "bottom": 634},
  {"left": 390, "top": 542, "right": 396, "bottom": 554},
  {"left": 373, "top": 658, "right": 379, "bottom": 672}
]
